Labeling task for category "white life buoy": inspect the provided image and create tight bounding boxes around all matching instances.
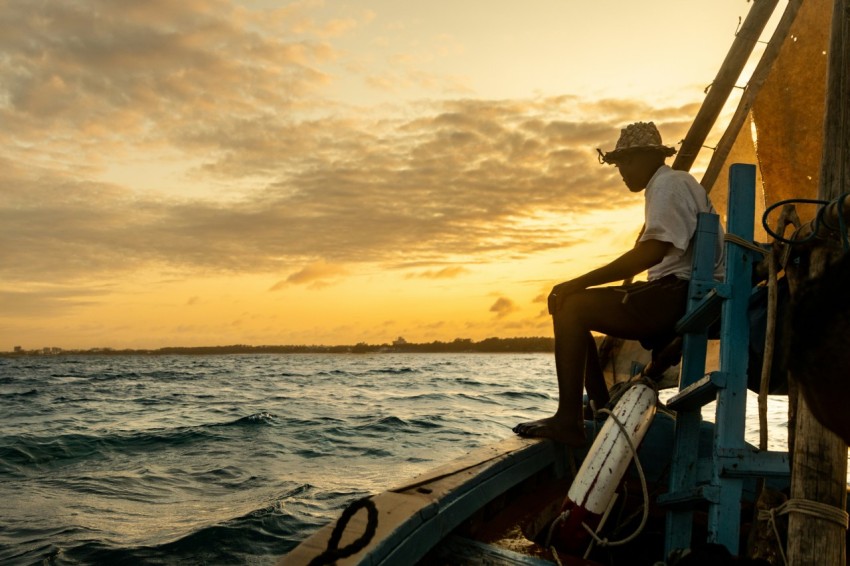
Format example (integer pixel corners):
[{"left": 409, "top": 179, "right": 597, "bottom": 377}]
[{"left": 553, "top": 382, "right": 657, "bottom": 554}]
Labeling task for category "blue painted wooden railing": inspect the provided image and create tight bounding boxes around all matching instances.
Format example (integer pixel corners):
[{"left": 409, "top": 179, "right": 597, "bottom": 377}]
[{"left": 658, "top": 163, "right": 790, "bottom": 557}]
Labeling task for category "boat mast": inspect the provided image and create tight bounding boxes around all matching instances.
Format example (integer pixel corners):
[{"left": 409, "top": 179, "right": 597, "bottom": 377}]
[
  {"left": 672, "top": 0, "right": 779, "bottom": 174},
  {"left": 700, "top": 0, "right": 804, "bottom": 193}
]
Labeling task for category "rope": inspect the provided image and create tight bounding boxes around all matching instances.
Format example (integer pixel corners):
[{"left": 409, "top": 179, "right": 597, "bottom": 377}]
[
  {"left": 550, "top": 544, "right": 564, "bottom": 566},
  {"left": 606, "top": 375, "right": 658, "bottom": 409},
  {"left": 724, "top": 233, "right": 769, "bottom": 255},
  {"left": 758, "top": 498, "right": 850, "bottom": 566},
  {"left": 759, "top": 505, "right": 789, "bottom": 566},
  {"left": 546, "top": 508, "right": 570, "bottom": 549},
  {"left": 778, "top": 498, "right": 849, "bottom": 528},
  {"left": 578, "top": 406, "right": 651, "bottom": 548},
  {"left": 308, "top": 497, "right": 379, "bottom": 566},
  {"left": 762, "top": 194, "right": 850, "bottom": 250}
]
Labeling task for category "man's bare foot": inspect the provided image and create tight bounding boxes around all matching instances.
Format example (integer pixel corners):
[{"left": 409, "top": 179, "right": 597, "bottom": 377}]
[{"left": 512, "top": 416, "right": 587, "bottom": 447}]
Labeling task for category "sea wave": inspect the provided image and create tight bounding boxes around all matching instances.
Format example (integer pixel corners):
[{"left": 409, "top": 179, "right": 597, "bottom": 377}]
[
  {"left": 0, "top": 412, "right": 282, "bottom": 471},
  {"left": 367, "top": 366, "right": 416, "bottom": 375},
  {"left": 0, "top": 352, "right": 800, "bottom": 565},
  {"left": 0, "top": 388, "right": 38, "bottom": 398},
  {"left": 14, "top": 496, "right": 310, "bottom": 566}
]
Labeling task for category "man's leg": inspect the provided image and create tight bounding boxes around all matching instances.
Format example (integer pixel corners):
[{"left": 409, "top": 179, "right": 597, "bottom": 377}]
[
  {"left": 514, "top": 286, "right": 670, "bottom": 446},
  {"left": 584, "top": 332, "right": 609, "bottom": 411}
]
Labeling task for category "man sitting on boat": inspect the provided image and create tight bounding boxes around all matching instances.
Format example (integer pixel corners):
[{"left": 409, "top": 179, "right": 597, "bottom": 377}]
[{"left": 513, "top": 121, "right": 724, "bottom": 446}]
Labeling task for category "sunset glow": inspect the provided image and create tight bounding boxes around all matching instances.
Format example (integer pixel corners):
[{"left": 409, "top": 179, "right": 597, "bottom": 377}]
[{"left": 1, "top": 1, "right": 777, "bottom": 350}]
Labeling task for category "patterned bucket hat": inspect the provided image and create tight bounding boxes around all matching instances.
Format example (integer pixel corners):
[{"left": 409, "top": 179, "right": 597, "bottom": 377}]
[{"left": 599, "top": 121, "right": 677, "bottom": 164}]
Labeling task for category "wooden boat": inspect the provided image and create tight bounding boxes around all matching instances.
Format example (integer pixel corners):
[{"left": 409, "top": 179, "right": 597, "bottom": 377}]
[
  {"left": 281, "top": 189, "right": 795, "bottom": 565},
  {"left": 279, "top": 408, "right": 786, "bottom": 566},
  {"left": 283, "top": 0, "right": 850, "bottom": 562}
]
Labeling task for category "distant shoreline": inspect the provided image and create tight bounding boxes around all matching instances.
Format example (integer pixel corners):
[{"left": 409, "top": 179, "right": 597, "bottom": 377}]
[{"left": 2, "top": 337, "right": 556, "bottom": 357}]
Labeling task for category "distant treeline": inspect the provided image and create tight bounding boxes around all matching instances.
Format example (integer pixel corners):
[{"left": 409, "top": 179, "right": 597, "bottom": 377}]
[{"left": 5, "top": 337, "right": 555, "bottom": 356}]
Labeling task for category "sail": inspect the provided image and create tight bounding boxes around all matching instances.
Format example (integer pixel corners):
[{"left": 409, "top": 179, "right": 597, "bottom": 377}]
[
  {"left": 754, "top": 0, "right": 830, "bottom": 222},
  {"left": 706, "top": 113, "right": 766, "bottom": 239},
  {"left": 716, "top": 0, "right": 831, "bottom": 227}
]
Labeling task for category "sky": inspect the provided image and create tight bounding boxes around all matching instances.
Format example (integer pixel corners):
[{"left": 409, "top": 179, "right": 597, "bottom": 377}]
[{"left": 1, "top": 0, "right": 780, "bottom": 350}]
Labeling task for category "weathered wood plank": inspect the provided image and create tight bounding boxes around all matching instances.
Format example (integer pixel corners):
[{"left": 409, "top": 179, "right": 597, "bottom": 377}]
[{"left": 787, "top": 1, "right": 850, "bottom": 564}]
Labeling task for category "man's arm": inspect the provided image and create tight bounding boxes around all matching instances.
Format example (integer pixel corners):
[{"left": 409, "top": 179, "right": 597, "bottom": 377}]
[{"left": 549, "top": 239, "right": 672, "bottom": 313}]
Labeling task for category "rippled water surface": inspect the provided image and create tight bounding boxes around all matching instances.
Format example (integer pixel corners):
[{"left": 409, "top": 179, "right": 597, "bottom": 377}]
[{"left": 0, "top": 353, "right": 791, "bottom": 565}]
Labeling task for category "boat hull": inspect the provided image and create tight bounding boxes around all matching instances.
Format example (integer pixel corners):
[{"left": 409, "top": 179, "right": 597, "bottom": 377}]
[{"left": 279, "top": 409, "right": 746, "bottom": 565}]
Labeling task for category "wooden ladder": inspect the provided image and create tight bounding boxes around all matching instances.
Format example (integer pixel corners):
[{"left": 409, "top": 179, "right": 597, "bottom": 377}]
[{"left": 658, "top": 163, "right": 790, "bottom": 557}]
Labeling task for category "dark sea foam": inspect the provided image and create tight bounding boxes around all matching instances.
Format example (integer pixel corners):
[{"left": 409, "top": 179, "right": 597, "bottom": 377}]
[{"left": 0, "top": 353, "right": 790, "bottom": 565}]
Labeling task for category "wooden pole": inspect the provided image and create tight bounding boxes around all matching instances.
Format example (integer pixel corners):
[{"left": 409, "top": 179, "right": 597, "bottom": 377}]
[
  {"left": 758, "top": 206, "right": 800, "bottom": 451},
  {"left": 701, "top": 0, "right": 804, "bottom": 193},
  {"left": 787, "top": 0, "right": 850, "bottom": 563},
  {"left": 672, "top": 0, "right": 779, "bottom": 173}
]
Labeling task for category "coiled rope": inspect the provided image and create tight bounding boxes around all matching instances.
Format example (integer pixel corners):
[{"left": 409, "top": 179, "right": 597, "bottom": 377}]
[
  {"left": 762, "top": 194, "right": 850, "bottom": 251},
  {"left": 758, "top": 498, "right": 850, "bottom": 566},
  {"left": 308, "top": 497, "right": 379, "bottom": 566}
]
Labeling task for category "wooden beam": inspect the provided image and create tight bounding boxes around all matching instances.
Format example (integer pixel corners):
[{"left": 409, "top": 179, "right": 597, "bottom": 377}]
[
  {"left": 787, "top": 0, "right": 850, "bottom": 564},
  {"left": 701, "top": 0, "right": 804, "bottom": 192},
  {"left": 672, "top": 0, "right": 780, "bottom": 173},
  {"left": 817, "top": 0, "right": 850, "bottom": 203}
]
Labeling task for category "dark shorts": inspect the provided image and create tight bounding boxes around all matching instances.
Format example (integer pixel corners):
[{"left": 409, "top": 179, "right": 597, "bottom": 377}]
[
  {"left": 618, "top": 275, "right": 690, "bottom": 350},
  {"left": 620, "top": 275, "right": 689, "bottom": 322}
]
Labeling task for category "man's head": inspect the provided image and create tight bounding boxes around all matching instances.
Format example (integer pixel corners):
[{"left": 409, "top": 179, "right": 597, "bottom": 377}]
[{"left": 599, "top": 122, "right": 676, "bottom": 192}]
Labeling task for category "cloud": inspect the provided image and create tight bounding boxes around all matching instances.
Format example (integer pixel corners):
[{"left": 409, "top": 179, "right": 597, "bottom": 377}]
[
  {"left": 270, "top": 260, "right": 348, "bottom": 290},
  {"left": 406, "top": 266, "right": 470, "bottom": 279},
  {"left": 489, "top": 297, "right": 519, "bottom": 319},
  {"left": 0, "top": 0, "right": 340, "bottom": 166},
  {"left": 0, "top": 95, "right": 691, "bottom": 288},
  {"left": 0, "top": 0, "right": 697, "bottom": 296},
  {"left": 0, "top": 287, "right": 108, "bottom": 317}
]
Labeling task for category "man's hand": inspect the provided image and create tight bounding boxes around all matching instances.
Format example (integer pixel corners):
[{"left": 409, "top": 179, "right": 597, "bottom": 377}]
[
  {"left": 547, "top": 279, "right": 587, "bottom": 315},
  {"left": 547, "top": 239, "right": 672, "bottom": 315}
]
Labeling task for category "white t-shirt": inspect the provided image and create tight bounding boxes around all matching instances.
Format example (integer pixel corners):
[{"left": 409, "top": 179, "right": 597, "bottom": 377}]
[{"left": 639, "top": 165, "right": 725, "bottom": 281}]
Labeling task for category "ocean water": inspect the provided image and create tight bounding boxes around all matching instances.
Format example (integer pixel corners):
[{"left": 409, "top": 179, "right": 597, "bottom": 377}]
[{"left": 0, "top": 353, "right": 791, "bottom": 565}]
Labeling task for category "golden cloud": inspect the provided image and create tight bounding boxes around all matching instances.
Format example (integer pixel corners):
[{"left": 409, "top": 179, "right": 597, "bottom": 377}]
[
  {"left": 0, "top": 0, "right": 696, "bottom": 314},
  {"left": 489, "top": 297, "right": 519, "bottom": 319},
  {"left": 406, "top": 267, "right": 470, "bottom": 279},
  {"left": 270, "top": 260, "right": 349, "bottom": 290}
]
